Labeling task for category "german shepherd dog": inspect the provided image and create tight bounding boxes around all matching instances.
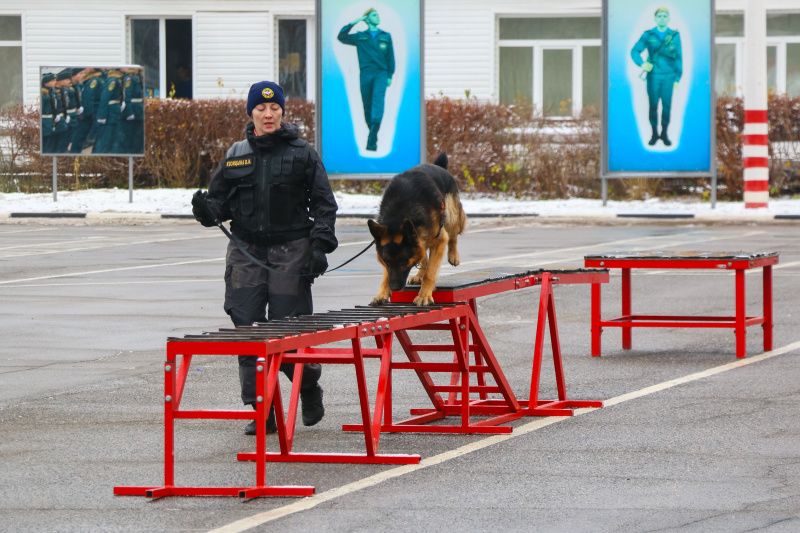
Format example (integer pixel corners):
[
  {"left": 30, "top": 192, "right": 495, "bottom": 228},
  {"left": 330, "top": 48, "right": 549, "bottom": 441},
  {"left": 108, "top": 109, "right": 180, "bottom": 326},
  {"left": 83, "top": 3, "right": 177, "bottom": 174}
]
[{"left": 368, "top": 152, "right": 467, "bottom": 306}]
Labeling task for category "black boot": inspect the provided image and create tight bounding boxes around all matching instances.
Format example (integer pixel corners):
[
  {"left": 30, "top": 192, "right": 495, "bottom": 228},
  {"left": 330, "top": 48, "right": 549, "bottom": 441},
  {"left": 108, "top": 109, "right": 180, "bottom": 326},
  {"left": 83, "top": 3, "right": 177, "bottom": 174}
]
[
  {"left": 300, "top": 383, "right": 324, "bottom": 426},
  {"left": 660, "top": 127, "right": 671, "bottom": 146},
  {"left": 245, "top": 404, "right": 277, "bottom": 435},
  {"left": 648, "top": 126, "right": 659, "bottom": 146},
  {"left": 366, "top": 122, "right": 380, "bottom": 151}
]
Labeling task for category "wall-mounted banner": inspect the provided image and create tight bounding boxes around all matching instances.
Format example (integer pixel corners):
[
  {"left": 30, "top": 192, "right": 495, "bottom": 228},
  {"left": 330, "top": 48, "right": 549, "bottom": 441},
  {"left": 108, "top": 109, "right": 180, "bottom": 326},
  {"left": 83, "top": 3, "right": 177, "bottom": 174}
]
[
  {"left": 39, "top": 65, "right": 145, "bottom": 157},
  {"left": 316, "top": 0, "right": 423, "bottom": 176},
  {"left": 602, "top": 0, "right": 714, "bottom": 176}
]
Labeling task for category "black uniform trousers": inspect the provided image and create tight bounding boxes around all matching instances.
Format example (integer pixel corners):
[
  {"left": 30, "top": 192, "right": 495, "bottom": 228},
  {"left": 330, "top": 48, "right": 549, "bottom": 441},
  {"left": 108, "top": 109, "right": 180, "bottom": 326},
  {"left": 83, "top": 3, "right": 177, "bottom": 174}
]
[{"left": 224, "top": 237, "right": 320, "bottom": 406}]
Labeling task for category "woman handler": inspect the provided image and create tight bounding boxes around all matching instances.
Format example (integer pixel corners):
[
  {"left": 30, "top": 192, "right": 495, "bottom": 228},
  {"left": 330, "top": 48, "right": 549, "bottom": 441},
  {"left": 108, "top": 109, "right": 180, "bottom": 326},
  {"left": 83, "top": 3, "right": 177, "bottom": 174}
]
[{"left": 192, "top": 81, "right": 338, "bottom": 435}]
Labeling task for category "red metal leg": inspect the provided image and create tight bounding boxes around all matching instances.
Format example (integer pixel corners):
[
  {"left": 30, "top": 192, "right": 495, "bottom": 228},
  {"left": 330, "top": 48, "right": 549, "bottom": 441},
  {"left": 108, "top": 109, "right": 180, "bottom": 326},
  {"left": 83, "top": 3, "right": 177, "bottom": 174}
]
[
  {"left": 591, "top": 282, "right": 601, "bottom": 356},
  {"left": 547, "top": 285, "right": 567, "bottom": 401},
  {"left": 736, "top": 269, "right": 746, "bottom": 358},
  {"left": 621, "top": 268, "right": 631, "bottom": 349},
  {"left": 255, "top": 357, "right": 266, "bottom": 488},
  {"left": 522, "top": 273, "right": 603, "bottom": 415},
  {"left": 284, "top": 361, "right": 303, "bottom": 452},
  {"left": 373, "top": 334, "right": 393, "bottom": 441},
  {"left": 351, "top": 338, "right": 378, "bottom": 455},
  {"left": 458, "top": 316, "right": 470, "bottom": 428},
  {"left": 763, "top": 265, "right": 773, "bottom": 351},
  {"left": 164, "top": 359, "right": 176, "bottom": 488},
  {"left": 174, "top": 353, "right": 192, "bottom": 406},
  {"left": 529, "top": 276, "right": 550, "bottom": 404},
  {"left": 468, "top": 299, "right": 488, "bottom": 400}
]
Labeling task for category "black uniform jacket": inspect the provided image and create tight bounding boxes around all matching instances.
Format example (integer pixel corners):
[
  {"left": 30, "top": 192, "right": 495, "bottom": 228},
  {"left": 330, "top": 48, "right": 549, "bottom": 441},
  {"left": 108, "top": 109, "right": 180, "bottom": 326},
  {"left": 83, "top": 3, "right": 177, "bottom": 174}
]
[{"left": 207, "top": 122, "right": 338, "bottom": 254}]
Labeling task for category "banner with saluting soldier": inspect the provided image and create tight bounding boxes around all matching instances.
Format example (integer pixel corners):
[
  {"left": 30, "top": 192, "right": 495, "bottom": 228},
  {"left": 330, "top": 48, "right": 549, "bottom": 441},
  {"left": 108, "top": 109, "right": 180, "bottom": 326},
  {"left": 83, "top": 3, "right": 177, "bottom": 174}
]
[
  {"left": 602, "top": 0, "right": 714, "bottom": 177},
  {"left": 39, "top": 65, "right": 145, "bottom": 157}
]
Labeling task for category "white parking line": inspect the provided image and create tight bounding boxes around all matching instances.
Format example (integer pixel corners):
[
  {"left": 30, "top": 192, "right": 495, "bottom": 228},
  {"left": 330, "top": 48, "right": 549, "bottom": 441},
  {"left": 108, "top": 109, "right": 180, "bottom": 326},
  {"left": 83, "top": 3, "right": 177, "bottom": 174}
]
[
  {"left": 0, "top": 273, "right": 384, "bottom": 289},
  {"left": 0, "top": 233, "right": 221, "bottom": 259},
  {"left": 459, "top": 230, "right": 766, "bottom": 266},
  {"left": 0, "top": 258, "right": 224, "bottom": 285},
  {"left": 208, "top": 339, "right": 800, "bottom": 533}
]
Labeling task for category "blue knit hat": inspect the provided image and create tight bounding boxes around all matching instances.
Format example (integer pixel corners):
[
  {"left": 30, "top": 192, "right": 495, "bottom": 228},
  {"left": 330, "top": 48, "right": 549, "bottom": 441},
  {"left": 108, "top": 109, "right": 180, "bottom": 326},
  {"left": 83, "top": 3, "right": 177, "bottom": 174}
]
[{"left": 247, "top": 81, "right": 285, "bottom": 116}]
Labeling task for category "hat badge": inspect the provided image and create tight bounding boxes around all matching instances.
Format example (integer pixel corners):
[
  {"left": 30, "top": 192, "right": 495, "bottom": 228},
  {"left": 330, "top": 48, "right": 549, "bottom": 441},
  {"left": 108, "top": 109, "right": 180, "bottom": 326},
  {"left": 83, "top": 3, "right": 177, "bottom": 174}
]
[{"left": 262, "top": 88, "right": 274, "bottom": 99}]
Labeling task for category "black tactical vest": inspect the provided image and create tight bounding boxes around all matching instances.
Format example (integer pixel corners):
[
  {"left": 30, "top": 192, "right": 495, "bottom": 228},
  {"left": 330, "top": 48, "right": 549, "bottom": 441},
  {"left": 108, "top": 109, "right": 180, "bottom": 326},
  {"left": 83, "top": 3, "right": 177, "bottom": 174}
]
[{"left": 223, "top": 137, "right": 313, "bottom": 243}]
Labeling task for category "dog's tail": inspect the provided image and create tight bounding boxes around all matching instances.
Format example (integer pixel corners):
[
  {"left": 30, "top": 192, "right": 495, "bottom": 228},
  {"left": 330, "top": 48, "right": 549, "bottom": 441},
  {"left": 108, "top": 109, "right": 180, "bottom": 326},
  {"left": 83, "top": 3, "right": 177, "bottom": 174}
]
[{"left": 433, "top": 152, "right": 448, "bottom": 170}]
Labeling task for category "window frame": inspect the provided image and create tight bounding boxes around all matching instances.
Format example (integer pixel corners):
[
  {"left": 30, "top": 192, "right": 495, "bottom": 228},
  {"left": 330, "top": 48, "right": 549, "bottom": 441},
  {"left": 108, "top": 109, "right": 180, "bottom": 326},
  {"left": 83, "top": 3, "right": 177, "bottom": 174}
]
[
  {"left": 715, "top": 36, "right": 743, "bottom": 96},
  {"left": 498, "top": 38, "right": 600, "bottom": 117},
  {"left": 274, "top": 15, "right": 316, "bottom": 103},
  {"left": 127, "top": 15, "right": 194, "bottom": 99},
  {"left": 0, "top": 12, "right": 24, "bottom": 109}
]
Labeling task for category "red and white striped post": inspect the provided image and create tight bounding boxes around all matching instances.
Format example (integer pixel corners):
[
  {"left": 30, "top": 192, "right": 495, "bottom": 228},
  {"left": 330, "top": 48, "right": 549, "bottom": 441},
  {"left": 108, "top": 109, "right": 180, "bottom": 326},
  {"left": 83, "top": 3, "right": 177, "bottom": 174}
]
[{"left": 743, "top": 0, "right": 769, "bottom": 208}]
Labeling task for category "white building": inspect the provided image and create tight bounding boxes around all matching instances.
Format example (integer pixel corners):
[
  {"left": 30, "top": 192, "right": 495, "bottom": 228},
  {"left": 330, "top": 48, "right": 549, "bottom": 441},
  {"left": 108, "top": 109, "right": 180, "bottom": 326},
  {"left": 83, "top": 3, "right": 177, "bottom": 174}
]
[{"left": 1, "top": 0, "right": 799, "bottom": 116}]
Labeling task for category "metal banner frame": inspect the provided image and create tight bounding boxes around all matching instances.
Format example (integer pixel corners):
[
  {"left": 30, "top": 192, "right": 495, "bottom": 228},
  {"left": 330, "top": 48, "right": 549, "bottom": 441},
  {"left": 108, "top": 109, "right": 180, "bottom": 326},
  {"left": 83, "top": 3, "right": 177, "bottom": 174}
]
[
  {"left": 39, "top": 64, "right": 145, "bottom": 158},
  {"left": 601, "top": 0, "right": 717, "bottom": 207}
]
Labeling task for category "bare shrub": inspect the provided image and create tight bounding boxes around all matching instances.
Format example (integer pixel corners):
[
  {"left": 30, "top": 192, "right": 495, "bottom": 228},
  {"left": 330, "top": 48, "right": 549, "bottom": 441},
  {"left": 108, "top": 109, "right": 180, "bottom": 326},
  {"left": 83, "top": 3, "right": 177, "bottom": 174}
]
[{"left": 2, "top": 94, "right": 799, "bottom": 199}]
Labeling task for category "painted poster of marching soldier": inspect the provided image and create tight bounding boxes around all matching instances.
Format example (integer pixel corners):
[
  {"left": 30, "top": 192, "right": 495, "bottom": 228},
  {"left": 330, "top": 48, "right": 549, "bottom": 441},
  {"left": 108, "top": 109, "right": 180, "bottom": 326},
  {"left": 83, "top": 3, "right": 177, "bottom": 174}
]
[
  {"left": 39, "top": 65, "right": 145, "bottom": 156},
  {"left": 317, "top": 0, "right": 422, "bottom": 175},
  {"left": 603, "top": 1, "right": 714, "bottom": 175}
]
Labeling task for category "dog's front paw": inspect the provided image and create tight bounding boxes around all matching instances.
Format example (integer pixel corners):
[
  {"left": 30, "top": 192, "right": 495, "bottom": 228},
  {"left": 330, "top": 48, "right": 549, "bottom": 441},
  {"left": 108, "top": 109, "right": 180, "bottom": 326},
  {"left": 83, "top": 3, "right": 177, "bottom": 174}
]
[
  {"left": 412, "top": 292, "right": 435, "bottom": 306},
  {"left": 370, "top": 295, "right": 390, "bottom": 307},
  {"left": 408, "top": 273, "right": 423, "bottom": 285}
]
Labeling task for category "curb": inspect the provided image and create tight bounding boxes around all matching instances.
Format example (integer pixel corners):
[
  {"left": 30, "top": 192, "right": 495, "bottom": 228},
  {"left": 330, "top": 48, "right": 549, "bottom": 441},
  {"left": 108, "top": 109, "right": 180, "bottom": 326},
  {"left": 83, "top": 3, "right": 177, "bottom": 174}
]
[{"left": 2, "top": 212, "right": 799, "bottom": 223}]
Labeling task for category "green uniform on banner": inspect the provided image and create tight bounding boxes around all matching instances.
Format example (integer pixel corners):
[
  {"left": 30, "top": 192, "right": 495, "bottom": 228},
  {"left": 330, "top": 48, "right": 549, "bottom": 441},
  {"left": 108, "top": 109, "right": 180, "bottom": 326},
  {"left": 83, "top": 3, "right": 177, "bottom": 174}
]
[
  {"left": 118, "top": 69, "right": 144, "bottom": 154},
  {"left": 338, "top": 8, "right": 395, "bottom": 151},
  {"left": 50, "top": 86, "right": 69, "bottom": 153},
  {"left": 56, "top": 70, "right": 80, "bottom": 153},
  {"left": 40, "top": 74, "right": 57, "bottom": 154},
  {"left": 71, "top": 71, "right": 103, "bottom": 153},
  {"left": 630, "top": 7, "right": 683, "bottom": 146},
  {"left": 94, "top": 70, "right": 123, "bottom": 154},
  {"left": 69, "top": 71, "right": 100, "bottom": 154}
]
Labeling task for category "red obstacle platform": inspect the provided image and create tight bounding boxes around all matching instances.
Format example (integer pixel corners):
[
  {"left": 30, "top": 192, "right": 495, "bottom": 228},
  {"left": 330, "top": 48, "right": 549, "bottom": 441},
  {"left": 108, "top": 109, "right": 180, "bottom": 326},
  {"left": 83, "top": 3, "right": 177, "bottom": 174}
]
[
  {"left": 584, "top": 251, "right": 779, "bottom": 358},
  {"left": 114, "top": 266, "right": 608, "bottom": 499},
  {"left": 387, "top": 267, "right": 609, "bottom": 420}
]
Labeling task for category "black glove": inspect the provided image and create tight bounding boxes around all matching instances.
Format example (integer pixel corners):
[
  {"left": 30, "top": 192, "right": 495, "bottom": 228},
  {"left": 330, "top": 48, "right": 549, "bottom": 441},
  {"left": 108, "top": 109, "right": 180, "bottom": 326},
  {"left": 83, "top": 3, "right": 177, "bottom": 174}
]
[
  {"left": 191, "top": 190, "right": 217, "bottom": 227},
  {"left": 303, "top": 247, "right": 328, "bottom": 280}
]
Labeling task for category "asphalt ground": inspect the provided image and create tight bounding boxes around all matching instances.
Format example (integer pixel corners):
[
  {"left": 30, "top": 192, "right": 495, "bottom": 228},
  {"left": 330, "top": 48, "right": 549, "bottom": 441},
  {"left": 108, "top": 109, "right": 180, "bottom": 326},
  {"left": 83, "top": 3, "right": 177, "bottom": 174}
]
[{"left": 1, "top": 218, "right": 799, "bottom": 532}]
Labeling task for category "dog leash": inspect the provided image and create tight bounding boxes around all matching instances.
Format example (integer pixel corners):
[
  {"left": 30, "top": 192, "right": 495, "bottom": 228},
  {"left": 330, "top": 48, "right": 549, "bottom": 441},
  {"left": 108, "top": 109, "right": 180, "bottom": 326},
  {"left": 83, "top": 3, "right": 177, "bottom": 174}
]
[{"left": 198, "top": 199, "right": 374, "bottom": 277}]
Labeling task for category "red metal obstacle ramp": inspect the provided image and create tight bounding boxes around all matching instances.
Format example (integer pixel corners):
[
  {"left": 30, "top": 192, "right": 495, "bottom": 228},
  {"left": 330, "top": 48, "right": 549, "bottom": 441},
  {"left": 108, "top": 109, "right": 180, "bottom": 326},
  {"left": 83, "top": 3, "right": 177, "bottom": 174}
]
[
  {"left": 116, "top": 301, "right": 518, "bottom": 498},
  {"left": 378, "top": 266, "right": 609, "bottom": 423},
  {"left": 584, "top": 251, "right": 779, "bottom": 358}
]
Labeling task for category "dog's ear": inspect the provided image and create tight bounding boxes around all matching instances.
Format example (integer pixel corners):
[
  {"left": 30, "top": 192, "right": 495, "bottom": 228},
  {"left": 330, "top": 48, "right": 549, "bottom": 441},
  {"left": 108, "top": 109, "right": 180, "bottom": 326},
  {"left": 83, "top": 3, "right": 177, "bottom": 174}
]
[
  {"left": 433, "top": 152, "right": 448, "bottom": 169},
  {"left": 401, "top": 218, "right": 417, "bottom": 241},
  {"left": 367, "top": 219, "right": 386, "bottom": 241}
]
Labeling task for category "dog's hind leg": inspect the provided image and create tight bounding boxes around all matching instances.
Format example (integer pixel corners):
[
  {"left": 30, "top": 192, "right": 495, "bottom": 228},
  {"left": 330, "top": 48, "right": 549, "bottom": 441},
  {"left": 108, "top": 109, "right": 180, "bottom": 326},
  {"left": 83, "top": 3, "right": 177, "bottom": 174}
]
[
  {"left": 371, "top": 268, "right": 391, "bottom": 306},
  {"left": 414, "top": 238, "right": 447, "bottom": 306},
  {"left": 444, "top": 196, "right": 465, "bottom": 266}
]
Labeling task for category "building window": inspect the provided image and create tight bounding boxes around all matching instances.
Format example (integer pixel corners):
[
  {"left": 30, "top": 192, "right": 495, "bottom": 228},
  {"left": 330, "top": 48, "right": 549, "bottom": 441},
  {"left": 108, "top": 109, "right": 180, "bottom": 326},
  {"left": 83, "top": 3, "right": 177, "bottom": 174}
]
[
  {"left": 768, "top": 13, "right": 800, "bottom": 97},
  {"left": 0, "top": 15, "right": 23, "bottom": 109},
  {"left": 498, "top": 17, "right": 600, "bottom": 116},
  {"left": 131, "top": 17, "right": 192, "bottom": 99},
  {"left": 499, "top": 47, "right": 532, "bottom": 105},
  {"left": 278, "top": 19, "right": 308, "bottom": 100},
  {"left": 715, "top": 12, "right": 800, "bottom": 97}
]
